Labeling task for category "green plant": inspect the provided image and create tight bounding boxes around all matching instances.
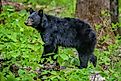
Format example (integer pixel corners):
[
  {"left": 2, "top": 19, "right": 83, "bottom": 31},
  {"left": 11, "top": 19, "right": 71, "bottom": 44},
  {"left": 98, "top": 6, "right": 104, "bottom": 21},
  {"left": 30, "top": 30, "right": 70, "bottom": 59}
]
[{"left": 0, "top": 0, "right": 121, "bottom": 81}]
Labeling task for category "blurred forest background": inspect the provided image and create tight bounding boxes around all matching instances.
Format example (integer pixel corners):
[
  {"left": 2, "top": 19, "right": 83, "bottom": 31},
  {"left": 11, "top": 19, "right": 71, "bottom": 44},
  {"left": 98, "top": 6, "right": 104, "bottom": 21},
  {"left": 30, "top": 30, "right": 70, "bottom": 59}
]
[{"left": 0, "top": 0, "right": 121, "bottom": 81}]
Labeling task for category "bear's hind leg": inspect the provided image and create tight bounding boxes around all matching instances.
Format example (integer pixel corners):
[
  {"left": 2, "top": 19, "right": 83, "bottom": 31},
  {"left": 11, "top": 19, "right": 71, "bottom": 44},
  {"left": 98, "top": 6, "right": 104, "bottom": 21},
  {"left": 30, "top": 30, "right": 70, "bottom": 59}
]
[{"left": 90, "top": 54, "right": 97, "bottom": 67}]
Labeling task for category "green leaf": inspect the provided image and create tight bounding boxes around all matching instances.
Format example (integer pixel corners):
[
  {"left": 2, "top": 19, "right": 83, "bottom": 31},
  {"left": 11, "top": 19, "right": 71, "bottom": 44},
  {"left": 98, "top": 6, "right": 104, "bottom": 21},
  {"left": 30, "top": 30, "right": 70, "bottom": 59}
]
[
  {"left": 6, "top": 77, "right": 17, "bottom": 81},
  {"left": 59, "top": 54, "right": 69, "bottom": 60},
  {"left": 51, "top": 71, "right": 57, "bottom": 75},
  {"left": 0, "top": 72, "right": 6, "bottom": 81}
]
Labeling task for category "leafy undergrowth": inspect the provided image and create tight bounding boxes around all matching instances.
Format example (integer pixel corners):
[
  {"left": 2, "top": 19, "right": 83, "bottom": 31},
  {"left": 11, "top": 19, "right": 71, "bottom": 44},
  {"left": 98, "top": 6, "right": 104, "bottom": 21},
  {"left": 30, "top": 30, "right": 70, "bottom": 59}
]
[{"left": 0, "top": 3, "right": 121, "bottom": 81}]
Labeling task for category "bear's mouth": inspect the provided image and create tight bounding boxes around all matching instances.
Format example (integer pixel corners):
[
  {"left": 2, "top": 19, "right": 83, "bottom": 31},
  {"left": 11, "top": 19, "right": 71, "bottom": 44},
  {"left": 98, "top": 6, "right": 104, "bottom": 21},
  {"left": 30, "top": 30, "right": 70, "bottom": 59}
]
[{"left": 24, "top": 21, "right": 33, "bottom": 26}]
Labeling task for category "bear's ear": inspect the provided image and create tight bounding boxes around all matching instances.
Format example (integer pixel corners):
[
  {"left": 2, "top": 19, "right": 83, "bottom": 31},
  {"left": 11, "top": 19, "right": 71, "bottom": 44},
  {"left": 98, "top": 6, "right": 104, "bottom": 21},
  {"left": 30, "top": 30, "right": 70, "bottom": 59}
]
[
  {"left": 38, "top": 9, "right": 43, "bottom": 16},
  {"left": 29, "top": 8, "right": 34, "bottom": 14}
]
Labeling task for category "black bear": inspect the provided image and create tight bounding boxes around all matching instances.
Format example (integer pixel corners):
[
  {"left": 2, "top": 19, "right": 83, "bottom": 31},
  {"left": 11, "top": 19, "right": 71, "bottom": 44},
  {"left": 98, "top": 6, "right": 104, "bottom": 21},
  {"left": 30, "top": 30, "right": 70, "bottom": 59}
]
[{"left": 25, "top": 8, "right": 97, "bottom": 69}]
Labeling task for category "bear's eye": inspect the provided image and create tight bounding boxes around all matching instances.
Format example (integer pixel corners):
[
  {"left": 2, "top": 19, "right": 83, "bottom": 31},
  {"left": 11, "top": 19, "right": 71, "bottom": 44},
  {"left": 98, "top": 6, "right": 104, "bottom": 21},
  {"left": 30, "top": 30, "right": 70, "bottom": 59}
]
[{"left": 29, "top": 17, "right": 34, "bottom": 19}]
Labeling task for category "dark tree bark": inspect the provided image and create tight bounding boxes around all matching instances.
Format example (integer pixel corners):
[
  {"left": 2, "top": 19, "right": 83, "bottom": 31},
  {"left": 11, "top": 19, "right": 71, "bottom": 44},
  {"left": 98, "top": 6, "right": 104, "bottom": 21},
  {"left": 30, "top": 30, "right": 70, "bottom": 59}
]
[
  {"left": 0, "top": 0, "right": 2, "bottom": 14},
  {"left": 110, "top": 0, "right": 121, "bottom": 35},
  {"left": 0, "top": 0, "right": 2, "bottom": 24},
  {"left": 110, "top": 0, "right": 119, "bottom": 23}
]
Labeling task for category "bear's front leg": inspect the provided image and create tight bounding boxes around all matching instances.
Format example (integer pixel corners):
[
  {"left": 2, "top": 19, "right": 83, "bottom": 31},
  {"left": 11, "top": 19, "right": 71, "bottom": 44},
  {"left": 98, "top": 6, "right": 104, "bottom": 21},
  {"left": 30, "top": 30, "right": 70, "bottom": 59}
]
[
  {"left": 41, "top": 44, "right": 56, "bottom": 58},
  {"left": 77, "top": 49, "right": 90, "bottom": 69},
  {"left": 40, "top": 44, "right": 55, "bottom": 64}
]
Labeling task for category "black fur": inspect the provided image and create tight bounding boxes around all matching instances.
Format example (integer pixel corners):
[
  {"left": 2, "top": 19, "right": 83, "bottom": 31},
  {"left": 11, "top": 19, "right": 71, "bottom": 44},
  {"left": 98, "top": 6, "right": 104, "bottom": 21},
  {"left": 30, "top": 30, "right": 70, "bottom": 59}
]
[{"left": 25, "top": 8, "right": 97, "bottom": 69}]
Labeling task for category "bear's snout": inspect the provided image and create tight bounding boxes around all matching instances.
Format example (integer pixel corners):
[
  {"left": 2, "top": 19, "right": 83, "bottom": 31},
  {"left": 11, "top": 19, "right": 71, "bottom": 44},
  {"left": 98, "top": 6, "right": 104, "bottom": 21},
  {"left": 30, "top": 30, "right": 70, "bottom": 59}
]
[{"left": 24, "top": 19, "right": 33, "bottom": 26}]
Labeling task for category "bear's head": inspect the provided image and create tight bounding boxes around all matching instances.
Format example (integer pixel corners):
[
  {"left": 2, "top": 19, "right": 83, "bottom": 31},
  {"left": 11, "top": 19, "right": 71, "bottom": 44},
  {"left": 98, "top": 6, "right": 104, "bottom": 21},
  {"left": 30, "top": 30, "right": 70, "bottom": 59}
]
[{"left": 25, "top": 8, "right": 43, "bottom": 28}]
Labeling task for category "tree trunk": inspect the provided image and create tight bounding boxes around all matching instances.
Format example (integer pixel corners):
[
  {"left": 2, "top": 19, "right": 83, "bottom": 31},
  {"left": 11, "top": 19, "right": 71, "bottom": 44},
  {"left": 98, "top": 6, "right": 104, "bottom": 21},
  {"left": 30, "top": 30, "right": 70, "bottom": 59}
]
[
  {"left": 0, "top": 0, "right": 2, "bottom": 14},
  {"left": 76, "top": 0, "right": 115, "bottom": 49},
  {"left": 110, "top": 0, "right": 121, "bottom": 35},
  {"left": 76, "top": 0, "right": 110, "bottom": 26},
  {"left": 0, "top": 0, "right": 2, "bottom": 24}
]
